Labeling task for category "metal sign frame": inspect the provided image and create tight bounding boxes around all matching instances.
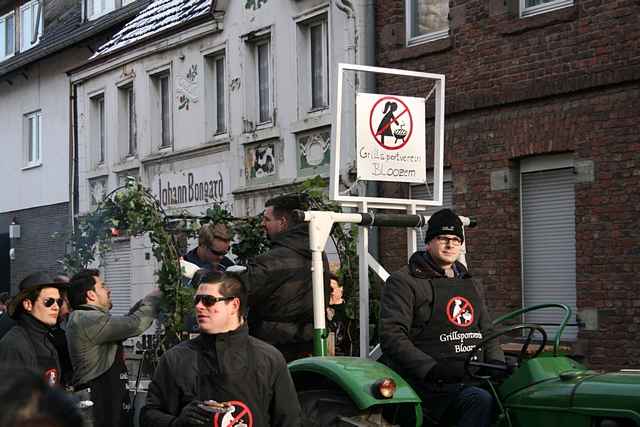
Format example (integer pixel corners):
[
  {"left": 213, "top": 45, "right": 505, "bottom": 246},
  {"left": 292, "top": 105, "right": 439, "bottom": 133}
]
[{"left": 331, "top": 63, "right": 446, "bottom": 210}]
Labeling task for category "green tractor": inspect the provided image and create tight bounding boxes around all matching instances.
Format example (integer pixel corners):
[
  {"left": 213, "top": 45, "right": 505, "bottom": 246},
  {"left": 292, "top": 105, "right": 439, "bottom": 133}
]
[{"left": 288, "top": 210, "right": 640, "bottom": 427}]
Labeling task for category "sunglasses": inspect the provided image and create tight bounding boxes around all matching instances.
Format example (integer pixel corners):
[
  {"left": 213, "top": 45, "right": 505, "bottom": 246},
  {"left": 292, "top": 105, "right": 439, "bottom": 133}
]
[
  {"left": 42, "top": 298, "right": 65, "bottom": 308},
  {"left": 194, "top": 294, "right": 235, "bottom": 307},
  {"left": 207, "top": 246, "right": 228, "bottom": 257}
]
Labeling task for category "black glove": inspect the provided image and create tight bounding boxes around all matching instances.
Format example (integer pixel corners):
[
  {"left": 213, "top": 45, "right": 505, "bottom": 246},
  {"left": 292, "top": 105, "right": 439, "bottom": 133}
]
[
  {"left": 173, "top": 401, "right": 211, "bottom": 427},
  {"left": 482, "top": 359, "right": 511, "bottom": 381},
  {"left": 425, "top": 362, "right": 463, "bottom": 384}
]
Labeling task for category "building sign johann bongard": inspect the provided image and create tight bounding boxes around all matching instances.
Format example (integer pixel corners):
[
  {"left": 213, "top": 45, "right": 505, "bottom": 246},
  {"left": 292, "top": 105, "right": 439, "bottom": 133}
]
[
  {"left": 153, "top": 164, "right": 229, "bottom": 210},
  {"left": 356, "top": 93, "right": 426, "bottom": 183}
]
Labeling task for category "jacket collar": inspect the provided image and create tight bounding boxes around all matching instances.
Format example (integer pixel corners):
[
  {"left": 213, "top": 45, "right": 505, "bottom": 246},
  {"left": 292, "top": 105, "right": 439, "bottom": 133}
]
[
  {"left": 197, "top": 322, "right": 249, "bottom": 348},
  {"left": 17, "top": 312, "right": 53, "bottom": 335},
  {"left": 409, "top": 251, "right": 471, "bottom": 279}
]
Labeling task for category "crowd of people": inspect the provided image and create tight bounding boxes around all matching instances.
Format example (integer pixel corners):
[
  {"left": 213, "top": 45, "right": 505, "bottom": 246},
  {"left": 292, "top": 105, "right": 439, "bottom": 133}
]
[{"left": 0, "top": 196, "right": 504, "bottom": 427}]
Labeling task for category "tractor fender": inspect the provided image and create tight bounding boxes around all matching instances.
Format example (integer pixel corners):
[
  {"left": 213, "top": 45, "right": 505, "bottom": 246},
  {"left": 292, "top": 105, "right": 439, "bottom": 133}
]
[{"left": 288, "top": 356, "right": 422, "bottom": 410}]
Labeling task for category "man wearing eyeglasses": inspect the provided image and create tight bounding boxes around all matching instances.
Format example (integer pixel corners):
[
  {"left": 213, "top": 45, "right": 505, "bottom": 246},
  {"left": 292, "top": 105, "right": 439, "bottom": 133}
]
[
  {"left": 380, "top": 208, "right": 504, "bottom": 427},
  {"left": 141, "top": 271, "right": 301, "bottom": 427},
  {"left": 0, "top": 272, "right": 68, "bottom": 386},
  {"left": 66, "top": 269, "right": 161, "bottom": 427},
  {"left": 183, "top": 223, "right": 235, "bottom": 273}
]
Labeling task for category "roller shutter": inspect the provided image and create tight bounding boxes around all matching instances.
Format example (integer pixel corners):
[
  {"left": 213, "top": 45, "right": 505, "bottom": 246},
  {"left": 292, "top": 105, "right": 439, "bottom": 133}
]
[
  {"left": 103, "top": 239, "right": 132, "bottom": 317},
  {"left": 521, "top": 168, "right": 577, "bottom": 341}
]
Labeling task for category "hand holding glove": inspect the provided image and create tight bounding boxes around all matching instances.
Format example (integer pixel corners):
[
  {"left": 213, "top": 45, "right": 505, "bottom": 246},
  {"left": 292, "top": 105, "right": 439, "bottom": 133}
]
[{"left": 173, "top": 401, "right": 211, "bottom": 427}]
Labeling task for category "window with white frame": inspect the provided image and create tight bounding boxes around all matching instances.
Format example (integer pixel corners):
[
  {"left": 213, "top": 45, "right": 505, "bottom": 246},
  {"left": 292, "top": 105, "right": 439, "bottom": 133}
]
[
  {"left": 255, "top": 38, "right": 272, "bottom": 124},
  {"left": 520, "top": 0, "right": 573, "bottom": 18},
  {"left": 20, "top": 0, "right": 42, "bottom": 51},
  {"left": 86, "top": 0, "right": 116, "bottom": 20},
  {"left": 23, "top": 110, "right": 41, "bottom": 166},
  {"left": 0, "top": 11, "right": 15, "bottom": 60},
  {"left": 90, "top": 94, "right": 106, "bottom": 165},
  {"left": 150, "top": 71, "right": 173, "bottom": 149},
  {"left": 118, "top": 84, "right": 136, "bottom": 157},
  {"left": 205, "top": 51, "right": 227, "bottom": 137},
  {"left": 406, "top": 0, "right": 449, "bottom": 46},
  {"left": 309, "top": 18, "right": 328, "bottom": 110}
]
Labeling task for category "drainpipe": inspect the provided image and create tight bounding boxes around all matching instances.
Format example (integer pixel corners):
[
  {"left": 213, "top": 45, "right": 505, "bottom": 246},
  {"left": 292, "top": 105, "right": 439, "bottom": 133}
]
[{"left": 69, "top": 81, "right": 79, "bottom": 232}]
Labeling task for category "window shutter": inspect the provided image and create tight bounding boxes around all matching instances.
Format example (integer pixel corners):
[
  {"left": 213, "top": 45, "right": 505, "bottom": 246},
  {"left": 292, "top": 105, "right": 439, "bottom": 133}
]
[
  {"left": 521, "top": 168, "right": 577, "bottom": 341},
  {"left": 104, "top": 240, "right": 132, "bottom": 317}
]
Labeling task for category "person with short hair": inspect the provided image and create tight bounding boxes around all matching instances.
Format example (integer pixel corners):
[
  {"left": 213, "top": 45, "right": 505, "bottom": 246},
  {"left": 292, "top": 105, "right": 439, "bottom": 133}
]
[
  {"left": 0, "top": 272, "right": 68, "bottom": 386},
  {"left": 243, "top": 193, "right": 331, "bottom": 361},
  {"left": 141, "top": 271, "right": 301, "bottom": 427},
  {"left": 380, "top": 208, "right": 505, "bottom": 427},
  {"left": 66, "top": 269, "right": 161, "bottom": 427},
  {"left": 183, "top": 222, "right": 235, "bottom": 273}
]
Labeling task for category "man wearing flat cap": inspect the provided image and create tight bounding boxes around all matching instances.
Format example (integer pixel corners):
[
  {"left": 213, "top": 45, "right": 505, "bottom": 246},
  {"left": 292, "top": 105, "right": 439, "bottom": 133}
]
[
  {"left": 243, "top": 193, "right": 331, "bottom": 361},
  {"left": 0, "top": 272, "right": 68, "bottom": 386},
  {"left": 380, "top": 208, "right": 504, "bottom": 427}
]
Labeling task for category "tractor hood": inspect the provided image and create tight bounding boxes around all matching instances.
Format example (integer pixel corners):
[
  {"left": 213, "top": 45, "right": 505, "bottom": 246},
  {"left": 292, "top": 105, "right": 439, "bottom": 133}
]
[{"left": 502, "top": 361, "right": 640, "bottom": 425}]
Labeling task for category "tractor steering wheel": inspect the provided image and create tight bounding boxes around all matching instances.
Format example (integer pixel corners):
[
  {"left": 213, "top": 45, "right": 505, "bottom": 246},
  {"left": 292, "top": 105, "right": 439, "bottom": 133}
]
[{"left": 464, "top": 324, "right": 548, "bottom": 380}]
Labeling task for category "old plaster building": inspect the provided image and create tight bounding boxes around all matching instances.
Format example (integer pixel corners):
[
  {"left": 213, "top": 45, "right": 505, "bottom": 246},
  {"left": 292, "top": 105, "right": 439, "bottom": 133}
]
[
  {"left": 70, "top": 0, "right": 375, "bottom": 315},
  {"left": 0, "top": 0, "right": 152, "bottom": 292},
  {"left": 375, "top": 0, "right": 639, "bottom": 369}
]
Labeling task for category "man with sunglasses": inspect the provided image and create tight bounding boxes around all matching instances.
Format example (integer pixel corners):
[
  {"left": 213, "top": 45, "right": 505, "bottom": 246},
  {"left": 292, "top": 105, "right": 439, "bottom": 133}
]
[
  {"left": 66, "top": 269, "right": 161, "bottom": 427},
  {"left": 0, "top": 272, "right": 68, "bottom": 386},
  {"left": 243, "top": 193, "right": 331, "bottom": 361},
  {"left": 183, "top": 222, "right": 235, "bottom": 273},
  {"left": 380, "top": 208, "right": 505, "bottom": 427},
  {"left": 141, "top": 271, "right": 301, "bottom": 427}
]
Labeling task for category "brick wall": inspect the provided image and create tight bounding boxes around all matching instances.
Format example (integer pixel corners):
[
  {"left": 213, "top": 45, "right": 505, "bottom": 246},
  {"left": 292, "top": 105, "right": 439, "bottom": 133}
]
[
  {"left": 2, "top": 202, "right": 71, "bottom": 293},
  {"left": 375, "top": 0, "right": 640, "bottom": 369}
]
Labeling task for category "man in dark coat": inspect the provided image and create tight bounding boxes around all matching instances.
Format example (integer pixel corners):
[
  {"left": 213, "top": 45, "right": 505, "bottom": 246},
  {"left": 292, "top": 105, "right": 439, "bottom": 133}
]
[
  {"left": 141, "top": 271, "right": 301, "bottom": 427},
  {"left": 380, "top": 208, "right": 505, "bottom": 427},
  {"left": 243, "top": 193, "right": 331, "bottom": 361},
  {"left": 0, "top": 272, "right": 68, "bottom": 386}
]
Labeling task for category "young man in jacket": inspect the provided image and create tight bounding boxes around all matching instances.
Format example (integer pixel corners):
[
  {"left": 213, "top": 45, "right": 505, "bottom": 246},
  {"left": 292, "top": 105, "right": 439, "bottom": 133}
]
[
  {"left": 66, "top": 269, "right": 161, "bottom": 427},
  {"left": 141, "top": 271, "right": 301, "bottom": 427},
  {"left": 0, "top": 272, "right": 67, "bottom": 386},
  {"left": 243, "top": 193, "right": 331, "bottom": 361},
  {"left": 380, "top": 208, "right": 505, "bottom": 427},
  {"left": 183, "top": 222, "right": 235, "bottom": 273}
]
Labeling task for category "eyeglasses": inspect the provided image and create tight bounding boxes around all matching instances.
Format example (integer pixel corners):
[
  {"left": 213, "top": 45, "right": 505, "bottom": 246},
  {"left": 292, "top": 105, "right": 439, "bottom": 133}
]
[
  {"left": 42, "top": 298, "right": 65, "bottom": 308},
  {"left": 435, "top": 236, "right": 463, "bottom": 246},
  {"left": 194, "top": 294, "right": 235, "bottom": 307},
  {"left": 207, "top": 246, "right": 228, "bottom": 257}
]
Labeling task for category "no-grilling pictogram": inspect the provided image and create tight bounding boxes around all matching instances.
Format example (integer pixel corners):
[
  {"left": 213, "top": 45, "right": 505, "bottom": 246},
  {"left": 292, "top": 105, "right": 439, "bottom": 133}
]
[
  {"left": 446, "top": 296, "right": 475, "bottom": 328},
  {"left": 213, "top": 401, "right": 253, "bottom": 427},
  {"left": 369, "top": 96, "right": 414, "bottom": 150}
]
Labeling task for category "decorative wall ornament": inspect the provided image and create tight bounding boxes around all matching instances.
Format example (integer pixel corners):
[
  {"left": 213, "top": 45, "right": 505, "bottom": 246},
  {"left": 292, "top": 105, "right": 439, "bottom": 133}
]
[
  {"left": 177, "top": 64, "right": 199, "bottom": 110},
  {"left": 89, "top": 177, "right": 108, "bottom": 207},
  {"left": 245, "top": 141, "right": 277, "bottom": 181},
  {"left": 297, "top": 128, "right": 331, "bottom": 175},
  {"left": 245, "top": 0, "right": 268, "bottom": 10}
]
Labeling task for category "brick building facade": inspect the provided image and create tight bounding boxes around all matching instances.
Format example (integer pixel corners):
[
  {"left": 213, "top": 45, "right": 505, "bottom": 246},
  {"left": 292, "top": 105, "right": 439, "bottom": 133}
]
[{"left": 375, "top": 0, "right": 639, "bottom": 369}]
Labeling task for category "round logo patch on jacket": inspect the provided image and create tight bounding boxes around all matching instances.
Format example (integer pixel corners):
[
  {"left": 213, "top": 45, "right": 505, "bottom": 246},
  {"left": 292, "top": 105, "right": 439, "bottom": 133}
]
[
  {"left": 214, "top": 400, "right": 253, "bottom": 427},
  {"left": 446, "top": 296, "right": 475, "bottom": 328}
]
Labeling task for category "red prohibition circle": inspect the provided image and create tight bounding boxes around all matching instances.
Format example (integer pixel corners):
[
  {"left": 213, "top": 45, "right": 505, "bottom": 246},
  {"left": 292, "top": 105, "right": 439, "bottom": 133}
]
[
  {"left": 212, "top": 401, "right": 254, "bottom": 427},
  {"left": 446, "top": 296, "right": 475, "bottom": 328},
  {"left": 368, "top": 96, "right": 414, "bottom": 151}
]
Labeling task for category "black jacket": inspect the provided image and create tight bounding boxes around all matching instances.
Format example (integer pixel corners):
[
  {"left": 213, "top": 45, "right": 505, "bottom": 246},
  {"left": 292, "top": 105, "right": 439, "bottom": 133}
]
[
  {"left": 244, "top": 225, "right": 330, "bottom": 348},
  {"left": 141, "top": 324, "right": 301, "bottom": 427},
  {"left": 0, "top": 314, "right": 62, "bottom": 382},
  {"left": 380, "top": 251, "right": 503, "bottom": 385}
]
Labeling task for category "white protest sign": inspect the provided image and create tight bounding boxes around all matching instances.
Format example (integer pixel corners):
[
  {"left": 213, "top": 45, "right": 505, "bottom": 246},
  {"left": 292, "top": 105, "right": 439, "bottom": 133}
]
[{"left": 356, "top": 93, "right": 426, "bottom": 183}]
